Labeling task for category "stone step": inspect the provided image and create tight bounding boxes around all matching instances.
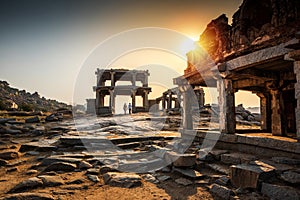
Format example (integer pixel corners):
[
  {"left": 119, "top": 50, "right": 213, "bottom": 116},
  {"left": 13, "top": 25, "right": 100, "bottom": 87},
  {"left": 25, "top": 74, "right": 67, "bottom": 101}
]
[
  {"left": 19, "top": 142, "right": 57, "bottom": 152},
  {"left": 206, "top": 163, "right": 229, "bottom": 175},
  {"left": 59, "top": 135, "right": 177, "bottom": 146},
  {"left": 173, "top": 167, "right": 206, "bottom": 180},
  {"left": 220, "top": 152, "right": 256, "bottom": 165}
]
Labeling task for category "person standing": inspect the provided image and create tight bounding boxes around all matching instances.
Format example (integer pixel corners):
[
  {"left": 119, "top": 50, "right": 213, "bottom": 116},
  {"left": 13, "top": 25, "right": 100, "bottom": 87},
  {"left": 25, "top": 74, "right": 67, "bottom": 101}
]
[
  {"left": 123, "top": 103, "right": 128, "bottom": 114},
  {"left": 128, "top": 103, "right": 132, "bottom": 114}
]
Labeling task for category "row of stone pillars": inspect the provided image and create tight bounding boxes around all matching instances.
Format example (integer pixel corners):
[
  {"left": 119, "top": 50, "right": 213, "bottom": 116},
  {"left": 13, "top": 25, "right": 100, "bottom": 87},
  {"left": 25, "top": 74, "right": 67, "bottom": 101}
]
[
  {"left": 216, "top": 78, "right": 296, "bottom": 135},
  {"left": 94, "top": 69, "right": 151, "bottom": 115},
  {"left": 159, "top": 87, "right": 204, "bottom": 112},
  {"left": 161, "top": 89, "right": 181, "bottom": 110},
  {"left": 96, "top": 89, "right": 150, "bottom": 114}
]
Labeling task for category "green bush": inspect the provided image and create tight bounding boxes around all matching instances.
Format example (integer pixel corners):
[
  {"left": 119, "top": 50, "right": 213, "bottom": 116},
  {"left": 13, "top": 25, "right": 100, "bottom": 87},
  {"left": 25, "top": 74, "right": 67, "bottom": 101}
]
[{"left": 19, "top": 103, "right": 34, "bottom": 112}]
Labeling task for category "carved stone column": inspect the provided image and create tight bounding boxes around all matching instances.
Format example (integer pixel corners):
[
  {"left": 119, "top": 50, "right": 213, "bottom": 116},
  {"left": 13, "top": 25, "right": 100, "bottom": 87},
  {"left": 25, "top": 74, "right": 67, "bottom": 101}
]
[
  {"left": 256, "top": 92, "right": 271, "bottom": 132},
  {"left": 132, "top": 72, "right": 137, "bottom": 86},
  {"left": 109, "top": 90, "right": 115, "bottom": 114},
  {"left": 270, "top": 89, "right": 282, "bottom": 135},
  {"left": 162, "top": 94, "right": 166, "bottom": 110},
  {"left": 217, "top": 78, "right": 236, "bottom": 134},
  {"left": 132, "top": 90, "right": 136, "bottom": 113},
  {"left": 143, "top": 91, "right": 149, "bottom": 111},
  {"left": 286, "top": 49, "right": 300, "bottom": 140},
  {"left": 295, "top": 60, "right": 300, "bottom": 140},
  {"left": 175, "top": 93, "right": 181, "bottom": 108},
  {"left": 168, "top": 92, "right": 172, "bottom": 109},
  {"left": 179, "top": 85, "right": 193, "bottom": 130},
  {"left": 143, "top": 71, "right": 148, "bottom": 87},
  {"left": 110, "top": 72, "right": 115, "bottom": 86}
]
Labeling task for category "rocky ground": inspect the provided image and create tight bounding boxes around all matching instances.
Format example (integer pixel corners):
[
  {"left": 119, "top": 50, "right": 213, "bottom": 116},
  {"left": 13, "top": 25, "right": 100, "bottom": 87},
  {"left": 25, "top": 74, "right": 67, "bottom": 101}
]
[{"left": 0, "top": 112, "right": 299, "bottom": 200}]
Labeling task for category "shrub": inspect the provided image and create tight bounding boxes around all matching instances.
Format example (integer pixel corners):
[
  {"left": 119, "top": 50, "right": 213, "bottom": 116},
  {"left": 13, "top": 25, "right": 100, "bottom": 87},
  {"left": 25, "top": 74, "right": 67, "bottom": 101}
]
[{"left": 19, "top": 103, "right": 34, "bottom": 112}]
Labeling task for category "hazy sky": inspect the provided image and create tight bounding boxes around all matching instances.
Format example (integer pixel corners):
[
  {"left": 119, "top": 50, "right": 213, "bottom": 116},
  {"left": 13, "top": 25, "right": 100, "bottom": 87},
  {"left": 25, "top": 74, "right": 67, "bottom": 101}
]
[{"left": 0, "top": 0, "right": 259, "bottom": 109}]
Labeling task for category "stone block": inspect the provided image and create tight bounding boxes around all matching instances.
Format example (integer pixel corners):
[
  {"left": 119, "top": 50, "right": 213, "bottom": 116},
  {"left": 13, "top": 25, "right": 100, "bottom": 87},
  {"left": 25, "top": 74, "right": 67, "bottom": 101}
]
[
  {"left": 207, "top": 163, "right": 229, "bottom": 175},
  {"left": 230, "top": 163, "right": 275, "bottom": 189},
  {"left": 210, "top": 184, "right": 232, "bottom": 200},
  {"left": 210, "top": 149, "right": 229, "bottom": 160},
  {"left": 173, "top": 167, "right": 205, "bottom": 179},
  {"left": 261, "top": 183, "right": 300, "bottom": 200},
  {"left": 164, "top": 151, "right": 196, "bottom": 167},
  {"left": 280, "top": 170, "right": 300, "bottom": 184},
  {"left": 221, "top": 153, "right": 256, "bottom": 165}
]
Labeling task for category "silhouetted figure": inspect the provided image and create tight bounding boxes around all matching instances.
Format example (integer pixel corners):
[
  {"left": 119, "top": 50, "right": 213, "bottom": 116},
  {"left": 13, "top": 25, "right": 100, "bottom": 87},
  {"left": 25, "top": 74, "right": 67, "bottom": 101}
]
[
  {"left": 128, "top": 103, "right": 132, "bottom": 114},
  {"left": 123, "top": 103, "right": 128, "bottom": 114}
]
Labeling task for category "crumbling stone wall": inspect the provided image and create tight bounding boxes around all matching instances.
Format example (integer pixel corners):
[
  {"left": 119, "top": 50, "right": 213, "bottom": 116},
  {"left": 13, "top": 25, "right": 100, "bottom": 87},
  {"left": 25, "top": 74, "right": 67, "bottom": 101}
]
[{"left": 199, "top": 0, "right": 300, "bottom": 63}]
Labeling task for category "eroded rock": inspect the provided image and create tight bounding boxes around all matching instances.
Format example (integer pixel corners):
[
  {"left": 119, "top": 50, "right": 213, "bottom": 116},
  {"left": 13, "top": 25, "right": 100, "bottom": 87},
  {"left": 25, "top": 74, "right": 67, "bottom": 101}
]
[
  {"left": 9, "top": 177, "right": 43, "bottom": 193},
  {"left": 43, "top": 162, "right": 76, "bottom": 172},
  {"left": 103, "top": 172, "right": 142, "bottom": 188}
]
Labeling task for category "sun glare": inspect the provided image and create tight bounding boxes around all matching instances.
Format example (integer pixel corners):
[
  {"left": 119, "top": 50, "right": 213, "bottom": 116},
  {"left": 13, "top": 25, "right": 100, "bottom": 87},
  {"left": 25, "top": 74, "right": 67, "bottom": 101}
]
[{"left": 180, "top": 38, "right": 197, "bottom": 54}]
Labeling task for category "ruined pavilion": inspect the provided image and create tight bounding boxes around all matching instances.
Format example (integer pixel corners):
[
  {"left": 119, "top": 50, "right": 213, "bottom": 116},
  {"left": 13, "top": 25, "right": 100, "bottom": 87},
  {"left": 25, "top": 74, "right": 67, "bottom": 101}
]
[
  {"left": 174, "top": 0, "right": 300, "bottom": 140},
  {"left": 93, "top": 68, "right": 151, "bottom": 115}
]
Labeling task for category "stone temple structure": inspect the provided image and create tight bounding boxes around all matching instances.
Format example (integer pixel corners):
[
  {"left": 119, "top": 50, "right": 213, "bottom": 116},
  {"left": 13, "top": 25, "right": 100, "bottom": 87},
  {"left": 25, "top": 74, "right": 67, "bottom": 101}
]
[
  {"left": 174, "top": 0, "right": 300, "bottom": 140},
  {"left": 93, "top": 69, "right": 151, "bottom": 115}
]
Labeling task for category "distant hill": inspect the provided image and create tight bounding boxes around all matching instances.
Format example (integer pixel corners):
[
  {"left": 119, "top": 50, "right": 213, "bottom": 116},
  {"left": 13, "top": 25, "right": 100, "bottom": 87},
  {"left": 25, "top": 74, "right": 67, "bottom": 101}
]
[{"left": 0, "top": 80, "right": 71, "bottom": 112}]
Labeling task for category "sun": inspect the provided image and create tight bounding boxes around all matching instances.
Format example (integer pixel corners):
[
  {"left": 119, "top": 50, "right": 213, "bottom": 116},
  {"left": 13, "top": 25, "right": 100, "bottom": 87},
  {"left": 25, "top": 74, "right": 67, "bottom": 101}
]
[{"left": 179, "top": 37, "right": 197, "bottom": 54}]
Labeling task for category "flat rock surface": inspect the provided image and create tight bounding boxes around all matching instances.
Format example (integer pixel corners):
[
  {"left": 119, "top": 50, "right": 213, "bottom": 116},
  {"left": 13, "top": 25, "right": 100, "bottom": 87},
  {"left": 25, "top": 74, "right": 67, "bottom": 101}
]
[
  {"left": 9, "top": 177, "right": 43, "bottom": 193},
  {"left": 43, "top": 162, "right": 77, "bottom": 172},
  {"left": 103, "top": 172, "right": 142, "bottom": 188},
  {"left": 3, "top": 192, "right": 55, "bottom": 200}
]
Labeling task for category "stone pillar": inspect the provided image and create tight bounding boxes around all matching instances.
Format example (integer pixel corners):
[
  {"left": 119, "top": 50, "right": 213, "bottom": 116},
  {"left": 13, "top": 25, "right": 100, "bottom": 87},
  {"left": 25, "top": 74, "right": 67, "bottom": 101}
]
[
  {"left": 111, "top": 72, "right": 115, "bottom": 86},
  {"left": 132, "top": 90, "right": 136, "bottom": 113},
  {"left": 143, "top": 91, "right": 149, "bottom": 111},
  {"left": 199, "top": 88, "right": 205, "bottom": 107},
  {"left": 132, "top": 72, "right": 136, "bottom": 86},
  {"left": 162, "top": 94, "right": 166, "bottom": 110},
  {"left": 270, "top": 89, "right": 283, "bottom": 135},
  {"left": 256, "top": 92, "right": 271, "bottom": 132},
  {"left": 168, "top": 92, "right": 172, "bottom": 109},
  {"left": 195, "top": 88, "right": 205, "bottom": 107},
  {"left": 182, "top": 87, "right": 193, "bottom": 130},
  {"left": 95, "top": 91, "right": 100, "bottom": 114},
  {"left": 286, "top": 49, "right": 300, "bottom": 140},
  {"left": 176, "top": 94, "right": 181, "bottom": 108},
  {"left": 295, "top": 60, "right": 300, "bottom": 140},
  {"left": 109, "top": 90, "right": 115, "bottom": 114},
  {"left": 99, "top": 93, "right": 105, "bottom": 107},
  {"left": 143, "top": 72, "right": 148, "bottom": 87},
  {"left": 217, "top": 78, "right": 236, "bottom": 134}
]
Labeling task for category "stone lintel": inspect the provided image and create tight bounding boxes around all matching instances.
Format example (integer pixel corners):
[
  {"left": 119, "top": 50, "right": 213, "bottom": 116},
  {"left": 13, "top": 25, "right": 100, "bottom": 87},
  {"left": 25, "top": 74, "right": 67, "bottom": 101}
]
[{"left": 226, "top": 39, "right": 298, "bottom": 71}]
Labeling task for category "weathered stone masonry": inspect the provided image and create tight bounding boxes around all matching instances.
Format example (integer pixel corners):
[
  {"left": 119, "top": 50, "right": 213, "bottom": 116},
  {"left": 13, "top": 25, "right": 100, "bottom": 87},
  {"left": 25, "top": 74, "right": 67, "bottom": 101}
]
[
  {"left": 174, "top": 0, "right": 300, "bottom": 139},
  {"left": 93, "top": 69, "right": 151, "bottom": 115}
]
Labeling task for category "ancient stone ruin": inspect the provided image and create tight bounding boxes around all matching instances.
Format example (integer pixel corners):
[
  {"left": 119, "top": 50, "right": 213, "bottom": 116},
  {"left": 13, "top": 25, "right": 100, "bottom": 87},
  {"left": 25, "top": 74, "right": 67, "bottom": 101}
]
[
  {"left": 175, "top": 0, "right": 300, "bottom": 140},
  {"left": 92, "top": 69, "right": 151, "bottom": 115}
]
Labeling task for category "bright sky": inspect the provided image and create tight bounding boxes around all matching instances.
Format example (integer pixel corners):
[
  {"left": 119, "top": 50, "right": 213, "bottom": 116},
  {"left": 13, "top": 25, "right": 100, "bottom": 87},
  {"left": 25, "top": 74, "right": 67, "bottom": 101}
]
[{"left": 0, "top": 0, "right": 259, "bottom": 110}]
